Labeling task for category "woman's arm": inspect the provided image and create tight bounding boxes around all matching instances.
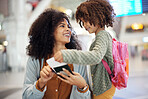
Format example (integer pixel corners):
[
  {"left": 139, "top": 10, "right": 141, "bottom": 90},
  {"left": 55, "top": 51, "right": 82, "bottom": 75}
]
[
  {"left": 22, "top": 57, "right": 45, "bottom": 99},
  {"left": 22, "top": 57, "right": 54, "bottom": 99},
  {"left": 57, "top": 64, "right": 91, "bottom": 99}
]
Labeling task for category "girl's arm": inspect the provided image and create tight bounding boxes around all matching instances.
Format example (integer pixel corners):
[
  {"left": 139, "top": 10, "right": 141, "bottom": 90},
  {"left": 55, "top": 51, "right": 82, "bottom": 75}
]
[{"left": 61, "top": 32, "right": 109, "bottom": 65}]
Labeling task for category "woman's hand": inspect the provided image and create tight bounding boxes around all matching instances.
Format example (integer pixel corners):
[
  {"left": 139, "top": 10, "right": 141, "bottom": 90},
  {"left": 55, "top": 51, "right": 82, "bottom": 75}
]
[
  {"left": 54, "top": 51, "right": 63, "bottom": 63},
  {"left": 57, "top": 68, "right": 87, "bottom": 89},
  {"left": 38, "top": 65, "right": 55, "bottom": 89}
]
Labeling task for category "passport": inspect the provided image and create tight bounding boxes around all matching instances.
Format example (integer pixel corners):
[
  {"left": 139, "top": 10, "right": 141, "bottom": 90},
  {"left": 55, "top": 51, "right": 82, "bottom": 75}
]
[{"left": 46, "top": 57, "right": 73, "bottom": 79}]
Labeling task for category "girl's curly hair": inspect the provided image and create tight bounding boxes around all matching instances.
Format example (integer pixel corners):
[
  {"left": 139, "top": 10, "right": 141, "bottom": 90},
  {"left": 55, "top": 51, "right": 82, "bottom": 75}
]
[
  {"left": 27, "top": 8, "right": 81, "bottom": 59},
  {"left": 76, "top": 0, "right": 116, "bottom": 28}
]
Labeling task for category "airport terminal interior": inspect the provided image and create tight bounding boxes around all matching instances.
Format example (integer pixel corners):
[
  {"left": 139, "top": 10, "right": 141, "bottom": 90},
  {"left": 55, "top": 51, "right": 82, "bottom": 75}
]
[{"left": 0, "top": 0, "right": 148, "bottom": 99}]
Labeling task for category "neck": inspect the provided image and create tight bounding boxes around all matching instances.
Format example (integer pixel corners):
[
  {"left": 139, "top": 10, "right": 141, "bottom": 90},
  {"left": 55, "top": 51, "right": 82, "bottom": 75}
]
[
  {"left": 53, "top": 43, "right": 66, "bottom": 55},
  {"left": 95, "top": 27, "right": 105, "bottom": 35}
]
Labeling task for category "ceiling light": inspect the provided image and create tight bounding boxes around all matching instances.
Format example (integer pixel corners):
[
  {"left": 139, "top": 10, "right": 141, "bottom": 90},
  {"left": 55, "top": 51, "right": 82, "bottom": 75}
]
[
  {"left": 131, "top": 23, "right": 143, "bottom": 30},
  {"left": 3, "top": 41, "right": 8, "bottom": 46}
]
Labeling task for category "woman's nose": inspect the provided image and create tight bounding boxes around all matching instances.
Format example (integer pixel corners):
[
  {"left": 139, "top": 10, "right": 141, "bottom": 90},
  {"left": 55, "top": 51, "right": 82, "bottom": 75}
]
[{"left": 66, "top": 27, "right": 70, "bottom": 31}]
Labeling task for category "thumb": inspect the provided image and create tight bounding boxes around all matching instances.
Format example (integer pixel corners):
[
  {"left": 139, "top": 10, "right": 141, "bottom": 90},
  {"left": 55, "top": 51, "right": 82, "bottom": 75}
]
[
  {"left": 72, "top": 72, "right": 80, "bottom": 75},
  {"left": 53, "top": 54, "right": 57, "bottom": 61}
]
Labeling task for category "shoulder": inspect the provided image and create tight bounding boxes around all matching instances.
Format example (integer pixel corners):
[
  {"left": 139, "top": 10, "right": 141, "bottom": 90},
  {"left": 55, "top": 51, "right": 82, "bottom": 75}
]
[
  {"left": 94, "top": 30, "right": 111, "bottom": 45},
  {"left": 26, "top": 56, "right": 41, "bottom": 77},
  {"left": 27, "top": 56, "right": 38, "bottom": 64},
  {"left": 26, "top": 56, "right": 40, "bottom": 69},
  {"left": 96, "top": 30, "right": 110, "bottom": 38}
]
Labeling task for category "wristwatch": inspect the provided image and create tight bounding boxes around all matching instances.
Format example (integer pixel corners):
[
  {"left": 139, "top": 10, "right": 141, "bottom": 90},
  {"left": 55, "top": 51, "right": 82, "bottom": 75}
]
[{"left": 78, "top": 84, "right": 88, "bottom": 91}]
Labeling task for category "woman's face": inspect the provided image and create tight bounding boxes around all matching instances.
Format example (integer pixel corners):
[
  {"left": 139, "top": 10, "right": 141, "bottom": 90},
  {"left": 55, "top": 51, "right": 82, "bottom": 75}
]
[
  {"left": 54, "top": 19, "right": 72, "bottom": 45},
  {"left": 81, "top": 19, "right": 98, "bottom": 34}
]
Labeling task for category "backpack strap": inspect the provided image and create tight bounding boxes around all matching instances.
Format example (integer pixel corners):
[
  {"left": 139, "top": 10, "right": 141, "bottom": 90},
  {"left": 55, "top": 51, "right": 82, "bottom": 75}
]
[{"left": 102, "top": 59, "right": 114, "bottom": 78}]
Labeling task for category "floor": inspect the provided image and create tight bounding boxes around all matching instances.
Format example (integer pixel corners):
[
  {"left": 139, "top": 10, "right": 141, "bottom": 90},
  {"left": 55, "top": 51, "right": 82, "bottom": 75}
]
[{"left": 0, "top": 54, "right": 148, "bottom": 99}]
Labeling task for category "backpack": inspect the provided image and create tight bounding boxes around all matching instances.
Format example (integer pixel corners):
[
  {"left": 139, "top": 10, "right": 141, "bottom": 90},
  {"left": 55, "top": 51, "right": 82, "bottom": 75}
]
[{"left": 102, "top": 38, "right": 129, "bottom": 90}]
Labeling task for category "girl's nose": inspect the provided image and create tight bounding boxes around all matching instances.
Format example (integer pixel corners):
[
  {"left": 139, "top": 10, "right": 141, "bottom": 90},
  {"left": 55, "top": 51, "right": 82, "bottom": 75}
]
[{"left": 83, "top": 22, "right": 86, "bottom": 28}]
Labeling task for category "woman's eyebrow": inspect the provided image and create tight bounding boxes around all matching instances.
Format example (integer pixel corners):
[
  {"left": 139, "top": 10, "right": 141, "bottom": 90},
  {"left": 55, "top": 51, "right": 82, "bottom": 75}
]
[{"left": 59, "top": 23, "right": 65, "bottom": 25}]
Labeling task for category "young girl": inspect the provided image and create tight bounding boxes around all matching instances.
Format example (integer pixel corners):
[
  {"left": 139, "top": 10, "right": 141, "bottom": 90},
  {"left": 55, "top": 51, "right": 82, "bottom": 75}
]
[
  {"left": 54, "top": 0, "right": 116, "bottom": 98},
  {"left": 22, "top": 9, "right": 91, "bottom": 99}
]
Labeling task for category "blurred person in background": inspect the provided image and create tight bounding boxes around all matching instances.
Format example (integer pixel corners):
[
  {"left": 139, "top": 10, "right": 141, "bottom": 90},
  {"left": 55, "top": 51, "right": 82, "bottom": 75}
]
[
  {"left": 54, "top": 0, "right": 116, "bottom": 98},
  {"left": 22, "top": 8, "right": 91, "bottom": 99}
]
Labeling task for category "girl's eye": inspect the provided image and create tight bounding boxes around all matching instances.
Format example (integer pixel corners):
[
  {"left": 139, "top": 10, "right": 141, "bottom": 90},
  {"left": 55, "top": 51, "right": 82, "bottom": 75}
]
[
  {"left": 80, "top": 21, "right": 84, "bottom": 27},
  {"left": 82, "top": 22, "right": 84, "bottom": 26}
]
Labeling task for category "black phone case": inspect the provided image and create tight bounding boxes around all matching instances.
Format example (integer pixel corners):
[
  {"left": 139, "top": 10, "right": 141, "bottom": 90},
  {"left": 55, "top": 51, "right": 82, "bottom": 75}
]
[{"left": 53, "top": 65, "right": 74, "bottom": 79}]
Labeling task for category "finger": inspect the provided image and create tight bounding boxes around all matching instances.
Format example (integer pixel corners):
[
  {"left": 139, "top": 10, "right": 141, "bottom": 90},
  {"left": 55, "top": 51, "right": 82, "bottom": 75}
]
[
  {"left": 62, "top": 68, "right": 73, "bottom": 77},
  {"left": 58, "top": 53, "right": 63, "bottom": 63},
  {"left": 72, "top": 72, "right": 80, "bottom": 75},
  {"left": 47, "top": 65, "right": 56, "bottom": 73},
  {"left": 56, "top": 58, "right": 61, "bottom": 63},
  {"left": 57, "top": 72, "right": 70, "bottom": 80},
  {"left": 45, "top": 66, "right": 55, "bottom": 77},
  {"left": 54, "top": 57, "right": 60, "bottom": 63},
  {"left": 54, "top": 53, "right": 58, "bottom": 61},
  {"left": 57, "top": 55, "right": 63, "bottom": 63},
  {"left": 43, "top": 66, "right": 55, "bottom": 78},
  {"left": 40, "top": 71, "right": 48, "bottom": 79},
  {"left": 45, "top": 66, "right": 53, "bottom": 73},
  {"left": 42, "top": 68, "right": 50, "bottom": 76},
  {"left": 59, "top": 57, "right": 63, "bottom": 63},
  {"left": 54, "top": 51, "right": 63, "bottom": 62},
  {"left": 57, "top": 76, "right": 70, "bottom": 84},
  {"left": 60, "top": 56, "right": 63, "bottom": 62}
]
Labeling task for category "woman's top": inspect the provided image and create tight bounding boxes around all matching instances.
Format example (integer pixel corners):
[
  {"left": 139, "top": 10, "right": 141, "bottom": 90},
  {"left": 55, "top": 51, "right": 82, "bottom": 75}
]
[
  {"left": 41, "top": 59, "right": 73, "bottom": 99},
  {"left": 61, "top": 30, "right": 114, "bottom": 96},
  {"left": 22, "top": 57, "right": 91, "bottom": 99}
]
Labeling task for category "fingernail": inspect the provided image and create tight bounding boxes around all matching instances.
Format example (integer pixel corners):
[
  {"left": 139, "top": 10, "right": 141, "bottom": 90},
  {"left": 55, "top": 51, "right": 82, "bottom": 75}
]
[{"left": 62, "top": 68, "right": 66, "bottom": 70}]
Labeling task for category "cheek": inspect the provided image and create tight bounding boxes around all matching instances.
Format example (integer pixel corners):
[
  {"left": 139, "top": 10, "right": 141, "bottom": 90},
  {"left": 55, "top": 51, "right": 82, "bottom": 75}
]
[
  {"left": 54, "top": 33, "right": 62, "bottom": 41},
  {"left": 92, "top": 26, "right": 97, "bottom": 31}
]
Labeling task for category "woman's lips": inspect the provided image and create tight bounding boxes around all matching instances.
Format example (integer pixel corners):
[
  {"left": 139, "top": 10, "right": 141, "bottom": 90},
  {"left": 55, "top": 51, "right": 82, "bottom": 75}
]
[{"left": 63, "top": 33, "right": 71, "bottom": 37}]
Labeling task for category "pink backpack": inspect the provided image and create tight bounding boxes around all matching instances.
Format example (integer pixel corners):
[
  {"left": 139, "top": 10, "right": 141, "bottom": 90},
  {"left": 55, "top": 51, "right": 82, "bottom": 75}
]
[{"left": 102, "top": 38, "right": 129, "bottom": 90}]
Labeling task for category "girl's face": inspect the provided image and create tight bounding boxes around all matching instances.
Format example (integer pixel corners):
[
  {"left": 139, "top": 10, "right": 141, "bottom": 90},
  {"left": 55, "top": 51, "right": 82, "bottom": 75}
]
[
  {"left": 81, "top": 19, "right": 98, "bottom": 34},
  {"left": 54, "top": 19, "right": 72, "bottom": 45}
]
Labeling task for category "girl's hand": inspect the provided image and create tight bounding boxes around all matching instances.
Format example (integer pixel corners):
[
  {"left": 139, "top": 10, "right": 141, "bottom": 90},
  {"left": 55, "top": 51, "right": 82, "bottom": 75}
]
[
  {"left": 38, "top": 65, "right": 54, "bottom": 89},
  {"left": 57, "top": 68, "right": 87, "bottom": 89},
  {"left": 54, "top": 51, "right": 63, "bottom": 63}
]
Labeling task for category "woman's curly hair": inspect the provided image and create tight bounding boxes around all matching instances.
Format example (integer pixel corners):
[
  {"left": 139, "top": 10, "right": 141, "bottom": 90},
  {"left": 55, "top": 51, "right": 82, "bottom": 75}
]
[
  {"left": 76, "top": 0, "right": 116, "bottom": 28},
  {"left": 27, "top": 8, "right": 81, "bottom": 59}
]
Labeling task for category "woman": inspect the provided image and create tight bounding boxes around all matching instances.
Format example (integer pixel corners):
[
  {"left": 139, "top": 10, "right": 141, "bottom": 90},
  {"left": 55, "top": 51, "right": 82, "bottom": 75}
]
[
  {"left": 54, "top": 0, "right": 116, "bottom": 98},
  {"left": 22, "top": 8, "right": 91, "bottom": 99}
]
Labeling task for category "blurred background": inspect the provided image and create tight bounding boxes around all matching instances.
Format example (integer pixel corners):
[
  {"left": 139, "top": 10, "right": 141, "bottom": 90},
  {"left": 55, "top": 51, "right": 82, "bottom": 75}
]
[{"left": 0, "top": 0, "right": 148, "bottom": 99}]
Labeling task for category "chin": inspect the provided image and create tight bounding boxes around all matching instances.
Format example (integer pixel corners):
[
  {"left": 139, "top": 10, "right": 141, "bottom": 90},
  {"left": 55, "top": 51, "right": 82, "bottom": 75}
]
[
  {"left": 65, "top": 40, "right": 70, "bottom": 44},
  {"left": 88, "top": 32, "right": 93, "bottom": 34},
  {"left": 88, "top": 31, "right": 92, "bottom": 33}
]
